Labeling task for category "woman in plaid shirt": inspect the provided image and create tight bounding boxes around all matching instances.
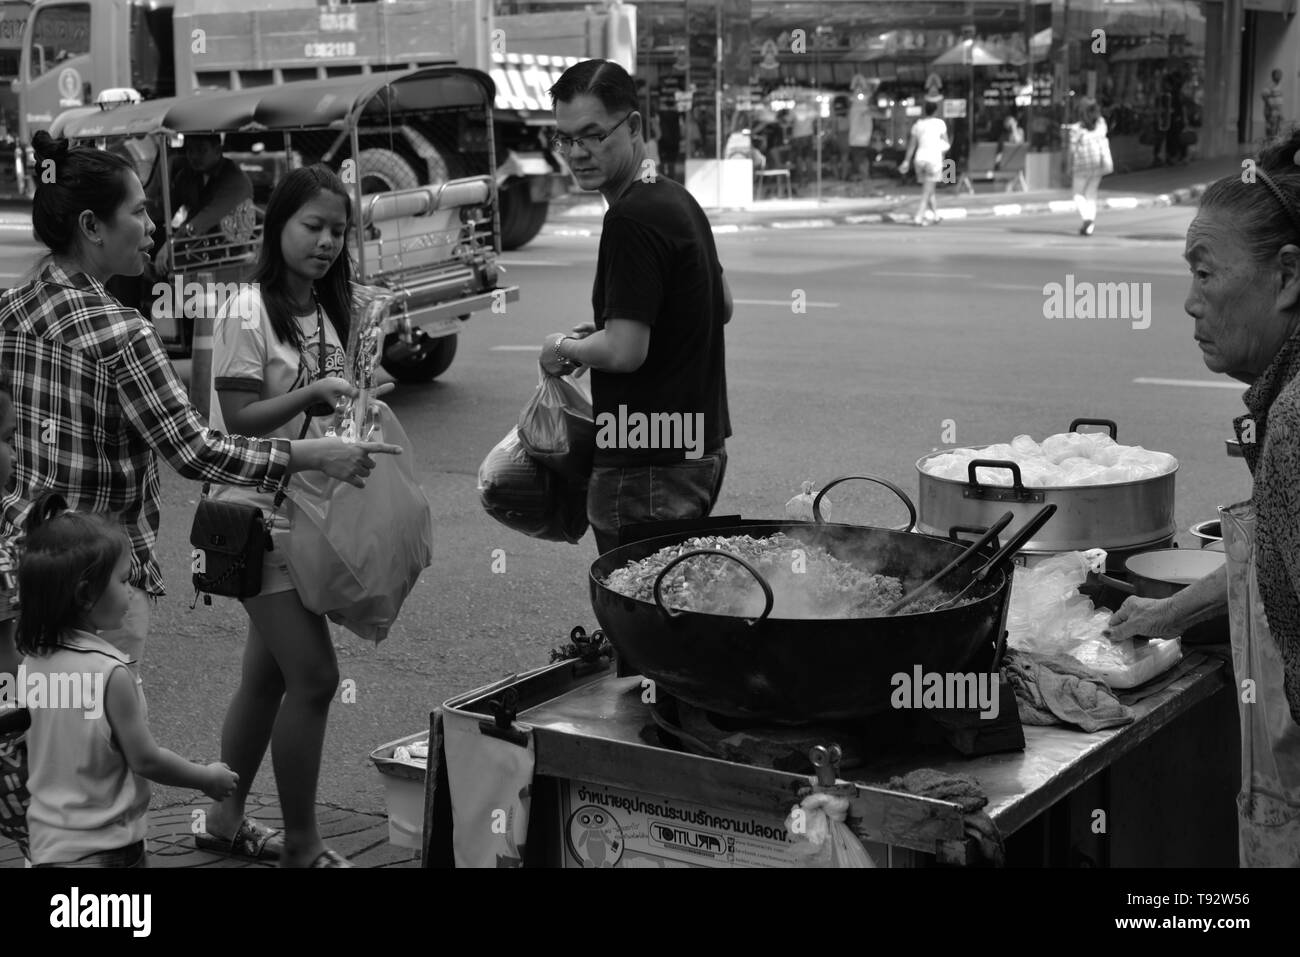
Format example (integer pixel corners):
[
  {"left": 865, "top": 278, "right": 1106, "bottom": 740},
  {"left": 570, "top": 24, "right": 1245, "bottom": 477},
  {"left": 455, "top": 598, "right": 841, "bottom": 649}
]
[
  {"left": 1065, "top": 100, "right": 1113, "bottom": 237},
  {"left": 0, "top": 133, "right": 401, "bottom": 672}
]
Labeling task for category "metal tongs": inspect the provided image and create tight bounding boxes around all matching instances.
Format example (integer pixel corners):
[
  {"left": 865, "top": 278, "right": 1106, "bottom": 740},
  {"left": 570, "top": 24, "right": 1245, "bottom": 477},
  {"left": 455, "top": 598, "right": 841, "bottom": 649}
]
[
  {"left": 884, "top": 511, "right": 1014, "bottom": 616},
  {"left": 886, "top": 505, "right": 1058, "bottom": 615}
]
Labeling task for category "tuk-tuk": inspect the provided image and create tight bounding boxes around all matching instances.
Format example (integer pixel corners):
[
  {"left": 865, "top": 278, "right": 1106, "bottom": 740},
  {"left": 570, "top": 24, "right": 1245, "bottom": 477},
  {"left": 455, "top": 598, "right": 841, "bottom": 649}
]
[{"left": 50, "top": 67, "right": 519, "bottom": 406}]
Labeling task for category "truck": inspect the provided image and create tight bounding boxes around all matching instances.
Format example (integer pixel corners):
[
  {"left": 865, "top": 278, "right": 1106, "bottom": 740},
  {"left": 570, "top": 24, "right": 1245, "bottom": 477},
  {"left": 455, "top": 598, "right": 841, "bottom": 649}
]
[{"left": 8, "top": 0, "right": 637, "bottom": 249}]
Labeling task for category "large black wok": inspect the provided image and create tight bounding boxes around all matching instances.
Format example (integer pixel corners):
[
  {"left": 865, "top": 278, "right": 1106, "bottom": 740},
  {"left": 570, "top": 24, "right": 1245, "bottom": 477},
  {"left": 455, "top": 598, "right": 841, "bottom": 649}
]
[{"left": 590, "top": 515, "right": 1031, "bottom": 724}]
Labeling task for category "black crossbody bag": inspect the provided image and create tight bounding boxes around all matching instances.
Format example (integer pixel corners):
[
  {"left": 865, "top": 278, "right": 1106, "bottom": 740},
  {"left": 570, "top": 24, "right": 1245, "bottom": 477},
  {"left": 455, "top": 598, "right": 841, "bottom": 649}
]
[{"left": 191, "top": 303, "right": 326, "bottom": 604}]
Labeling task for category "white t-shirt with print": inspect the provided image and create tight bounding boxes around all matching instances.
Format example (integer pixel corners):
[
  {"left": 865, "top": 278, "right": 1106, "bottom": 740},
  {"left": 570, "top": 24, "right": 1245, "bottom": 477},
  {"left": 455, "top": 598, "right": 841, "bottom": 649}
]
[
  {"left": 911, "top": 116, "right": 949, "bottom": 167},
  {"left": 208, "top": 285, "right": 345, "bottom": 513}
]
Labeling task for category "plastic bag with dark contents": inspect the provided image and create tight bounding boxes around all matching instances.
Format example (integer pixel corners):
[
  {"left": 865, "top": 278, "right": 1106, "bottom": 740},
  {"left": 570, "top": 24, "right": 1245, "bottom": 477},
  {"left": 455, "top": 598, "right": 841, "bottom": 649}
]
[
  {"left": 517, "top": 368, "right": 595, "bottom": 482},
  {"left": 478, "top": 427, "right": 588, "bottom": 544}
]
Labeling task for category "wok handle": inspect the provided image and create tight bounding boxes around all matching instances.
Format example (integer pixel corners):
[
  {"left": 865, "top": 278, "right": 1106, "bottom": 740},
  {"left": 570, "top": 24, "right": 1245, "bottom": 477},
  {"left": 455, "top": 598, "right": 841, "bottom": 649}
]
[
  {"left": 1068, "top": 417, "right": 1119, "bottom": 440},
  {"left": 812, "top": 475, "right": 917, "bottom": 531},
  {"left": 1096, "top": 572, "right": 1136, "bottom": 596},
  {"left": 652, "top": 549, "right": 775, "bottom": 625}
]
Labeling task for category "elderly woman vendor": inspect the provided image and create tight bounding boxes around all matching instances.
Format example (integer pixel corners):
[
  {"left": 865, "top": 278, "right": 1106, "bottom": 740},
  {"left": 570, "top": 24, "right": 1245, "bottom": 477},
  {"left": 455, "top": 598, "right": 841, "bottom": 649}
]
[{"left": 1106, "top": 133, "right": 1300, "bottom": 867}]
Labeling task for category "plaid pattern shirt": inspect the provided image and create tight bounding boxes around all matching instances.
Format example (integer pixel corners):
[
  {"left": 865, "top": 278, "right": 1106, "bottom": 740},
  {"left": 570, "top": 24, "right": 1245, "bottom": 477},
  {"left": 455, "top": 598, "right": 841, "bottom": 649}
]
[
  {"left": 1068, "top": 118, "right": 1111, "bottom": 176},
  {"left": 0, "top": 261, "right": 291, "bottom": 596}
]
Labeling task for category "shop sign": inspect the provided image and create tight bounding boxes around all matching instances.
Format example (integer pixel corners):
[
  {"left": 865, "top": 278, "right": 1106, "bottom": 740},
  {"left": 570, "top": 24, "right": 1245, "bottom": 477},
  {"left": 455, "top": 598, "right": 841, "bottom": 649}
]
[{"left": 943, "top": 98, "right": 967, "bottom": 119}]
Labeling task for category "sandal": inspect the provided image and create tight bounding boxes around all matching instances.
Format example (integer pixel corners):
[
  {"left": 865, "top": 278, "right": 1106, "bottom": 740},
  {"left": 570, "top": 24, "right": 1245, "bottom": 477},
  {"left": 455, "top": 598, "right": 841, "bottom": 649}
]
[
  {"left": 309, "top": 849, "right": 355, "bottom": 868},
  {"left": 195, "top": 818, "right": 284, "bottom": 861}
]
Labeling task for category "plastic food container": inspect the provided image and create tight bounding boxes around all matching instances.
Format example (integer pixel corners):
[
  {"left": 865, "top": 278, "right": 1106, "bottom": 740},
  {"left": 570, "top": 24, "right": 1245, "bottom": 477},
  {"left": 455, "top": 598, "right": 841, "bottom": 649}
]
[{"left": 369, "top": 731, "right": 428, "bottom": 850}]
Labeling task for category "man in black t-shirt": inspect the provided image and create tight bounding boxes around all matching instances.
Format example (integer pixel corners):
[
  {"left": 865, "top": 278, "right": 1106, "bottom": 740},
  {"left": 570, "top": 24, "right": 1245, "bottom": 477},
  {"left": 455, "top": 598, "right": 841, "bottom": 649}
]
[{"left": 539, "top": 59, "right": 733, "bottom": 556}]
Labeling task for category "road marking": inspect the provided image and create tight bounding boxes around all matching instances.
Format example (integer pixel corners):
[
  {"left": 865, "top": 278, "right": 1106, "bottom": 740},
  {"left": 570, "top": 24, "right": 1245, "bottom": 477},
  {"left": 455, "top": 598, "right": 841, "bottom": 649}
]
[
  {"left": 734, "top": 298, "right": 839, "bottom": 308},
  {"left": 874, "top": 271, "right": 975, "bottom": 279},
  {"left": 1134, "top": 377, "right": 1247, "bottom": 390},
  {"left": 495, "top": 259, "right": 573, "bottom": 267}
]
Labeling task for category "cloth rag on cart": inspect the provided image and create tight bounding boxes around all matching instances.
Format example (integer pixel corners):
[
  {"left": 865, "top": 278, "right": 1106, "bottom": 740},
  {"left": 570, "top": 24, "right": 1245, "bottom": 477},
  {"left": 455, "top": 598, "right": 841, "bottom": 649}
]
[{"left": 1003, "top": 648, "right": 1134, "bottom": 732}]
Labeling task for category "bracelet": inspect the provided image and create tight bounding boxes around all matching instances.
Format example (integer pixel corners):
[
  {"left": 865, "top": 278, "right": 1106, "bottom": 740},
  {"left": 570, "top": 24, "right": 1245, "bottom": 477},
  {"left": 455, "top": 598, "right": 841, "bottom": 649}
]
[{"left": 554, "top": 335, "right": 578, "bottom": 370}]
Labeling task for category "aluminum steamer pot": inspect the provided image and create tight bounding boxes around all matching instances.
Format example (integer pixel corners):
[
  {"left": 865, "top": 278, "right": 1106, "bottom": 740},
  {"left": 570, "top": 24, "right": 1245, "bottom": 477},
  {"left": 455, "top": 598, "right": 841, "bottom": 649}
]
[
  {"left": 916, "top": 418, "right": 1176, "bottom": 553},
  {"left": 589, "top": 521, "right": 1014, "bottom": 723}
]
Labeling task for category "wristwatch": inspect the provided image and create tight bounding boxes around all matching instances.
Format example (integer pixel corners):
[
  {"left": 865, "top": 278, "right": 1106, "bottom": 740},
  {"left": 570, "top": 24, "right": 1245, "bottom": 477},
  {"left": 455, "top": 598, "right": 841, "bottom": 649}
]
[{"left": 554, "top": 335, "right": 579, "bottom": 372}]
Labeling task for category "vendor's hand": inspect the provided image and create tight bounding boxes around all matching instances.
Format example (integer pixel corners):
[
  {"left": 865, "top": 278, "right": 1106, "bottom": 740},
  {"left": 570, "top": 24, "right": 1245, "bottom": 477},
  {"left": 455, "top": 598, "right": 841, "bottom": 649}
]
[
  {"left": 308, "top": 438, "right": 403, "bottom": 488},
  {"left": 1103, "top": 596, "right": 1184, "bottom": 642},
  {"left": 570, "top": 321, "right": 597, "bottom": 339},
  {"left": 540, "top": 333, "right": 576, "bottom": 377},
  {"left": 202, "top": 762, "right": 239, "bottom": 801}
]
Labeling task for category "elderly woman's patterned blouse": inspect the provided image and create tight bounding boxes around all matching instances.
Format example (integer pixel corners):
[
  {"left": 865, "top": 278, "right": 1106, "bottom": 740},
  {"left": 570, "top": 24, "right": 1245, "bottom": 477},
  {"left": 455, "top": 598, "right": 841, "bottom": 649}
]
[{"left": 1233, "top": 330, "right": 1300, "bottom": 724}]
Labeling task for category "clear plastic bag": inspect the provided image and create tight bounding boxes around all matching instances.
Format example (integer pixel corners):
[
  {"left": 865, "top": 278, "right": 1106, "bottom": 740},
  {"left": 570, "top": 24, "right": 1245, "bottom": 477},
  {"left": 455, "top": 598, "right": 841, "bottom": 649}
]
[
  {"left": 284, "top": 405, "right": 433, "bottom": 644},
  {"left": 783, "top": 793, "right": 876, "bottom": 868},
  {"left": 517, "top": 368, "right": 595, "bottom": 482},
  {"left": 1007, "top": 549, "right": 1182, "bottom": 688}
]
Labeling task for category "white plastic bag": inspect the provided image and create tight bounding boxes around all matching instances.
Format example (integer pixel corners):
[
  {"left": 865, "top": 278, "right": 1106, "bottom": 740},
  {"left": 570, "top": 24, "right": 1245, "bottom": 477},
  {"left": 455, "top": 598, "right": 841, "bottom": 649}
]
[
  {"left": 785, "top": 481, "right": 831, "bottom": 522},
  {"left": 783, "top": 793, "right": 876, "bottom": 868}
]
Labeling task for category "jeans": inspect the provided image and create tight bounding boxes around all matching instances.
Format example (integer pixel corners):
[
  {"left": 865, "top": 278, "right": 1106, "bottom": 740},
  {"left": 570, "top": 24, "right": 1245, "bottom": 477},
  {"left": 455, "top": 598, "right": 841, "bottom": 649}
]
[
  {"left": 34, "top": 839, "right": 148, "bottom": 868},
  {"left": 587, "top": 449, "right": 728, "bottom": 557}
]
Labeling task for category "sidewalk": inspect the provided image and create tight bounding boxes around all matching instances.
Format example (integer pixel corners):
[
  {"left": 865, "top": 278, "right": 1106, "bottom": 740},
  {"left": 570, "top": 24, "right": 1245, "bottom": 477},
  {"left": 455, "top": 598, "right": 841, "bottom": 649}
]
[
  {"left": 543, "top": 155, "right": 1243, "bottom": 236},
  {"left": 0, "top": 791, "right": 420, "bottom": 868}
]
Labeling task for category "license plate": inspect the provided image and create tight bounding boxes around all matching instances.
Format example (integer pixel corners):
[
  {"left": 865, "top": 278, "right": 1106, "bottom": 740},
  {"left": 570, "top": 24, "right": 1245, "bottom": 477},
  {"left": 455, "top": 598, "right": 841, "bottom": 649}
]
[{"left": 422, "top": 315, "right": 463, "bottom": 337}]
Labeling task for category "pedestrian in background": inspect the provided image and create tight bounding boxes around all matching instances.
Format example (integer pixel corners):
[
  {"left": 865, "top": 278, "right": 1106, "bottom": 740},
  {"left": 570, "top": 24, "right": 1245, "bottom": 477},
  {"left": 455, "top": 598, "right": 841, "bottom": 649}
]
[
  {"left": 19, "top": 495, "right": 238, "bottom": 868},
  {"left": 1065, "top": 100, "right": 1113, "bottom": 237},
  {"left": 538, "top": 59, "right": 733, "bottom": 557},
  {"left": 1264, "top": 68, "right": 1286, "bottom": 141},
  {"left": 0, "top": 133, "right": 395, "bottom": 669},
  {"left": 898, "top": 100, "right": 949, "bottom": 226}
]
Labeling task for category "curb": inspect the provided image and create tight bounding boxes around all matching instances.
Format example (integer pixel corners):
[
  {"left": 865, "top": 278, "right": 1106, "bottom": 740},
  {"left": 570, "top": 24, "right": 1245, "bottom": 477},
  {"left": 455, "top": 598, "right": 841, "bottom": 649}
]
[{"left": 542, "top": 181, "right": 1211, "bottom": 238}]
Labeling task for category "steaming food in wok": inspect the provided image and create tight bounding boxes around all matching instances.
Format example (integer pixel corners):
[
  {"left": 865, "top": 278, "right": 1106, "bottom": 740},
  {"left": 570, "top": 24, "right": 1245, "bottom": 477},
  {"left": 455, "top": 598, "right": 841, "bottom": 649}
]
[{"left": 601, "top": 533, "right": 962, "bottom": 619}]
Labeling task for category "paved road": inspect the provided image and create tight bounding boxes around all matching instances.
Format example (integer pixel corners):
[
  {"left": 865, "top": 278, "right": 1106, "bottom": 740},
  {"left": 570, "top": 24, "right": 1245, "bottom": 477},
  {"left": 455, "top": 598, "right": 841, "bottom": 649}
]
[{"left": 0, "top": 205, "right": 1249, "bottom": 814}]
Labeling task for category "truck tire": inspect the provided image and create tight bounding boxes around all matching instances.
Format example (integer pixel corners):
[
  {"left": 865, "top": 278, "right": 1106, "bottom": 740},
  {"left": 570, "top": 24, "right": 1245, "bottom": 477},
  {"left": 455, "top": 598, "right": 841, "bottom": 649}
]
[
  {"left": 381, "top": 332, "right": 458, "bottom": 383},
  {"left": 498, "top": 179, "right": 549, "bottom": 250},
  {"left": 357, "top": 148, "right": 420, "bottom": 194}
]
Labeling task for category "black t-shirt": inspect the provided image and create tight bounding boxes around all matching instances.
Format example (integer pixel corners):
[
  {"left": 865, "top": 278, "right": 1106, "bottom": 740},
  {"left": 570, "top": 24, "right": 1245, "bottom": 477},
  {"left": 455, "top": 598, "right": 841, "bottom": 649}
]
[{"left": 591, "top": 176, "right": 731, "bottom": 467}]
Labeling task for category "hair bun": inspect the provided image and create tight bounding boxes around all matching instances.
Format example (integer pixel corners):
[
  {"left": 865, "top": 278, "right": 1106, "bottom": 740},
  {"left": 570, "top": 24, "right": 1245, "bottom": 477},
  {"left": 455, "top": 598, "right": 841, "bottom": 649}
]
[{"left": 30, "top": 130, "right": 70, "bottom": 166}]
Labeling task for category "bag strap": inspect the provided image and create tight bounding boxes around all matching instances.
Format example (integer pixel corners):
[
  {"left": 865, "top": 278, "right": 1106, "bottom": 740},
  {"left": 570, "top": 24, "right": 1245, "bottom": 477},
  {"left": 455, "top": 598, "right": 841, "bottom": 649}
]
[{"left": 202, "top": 293, "right": 327, "bottom": 512}]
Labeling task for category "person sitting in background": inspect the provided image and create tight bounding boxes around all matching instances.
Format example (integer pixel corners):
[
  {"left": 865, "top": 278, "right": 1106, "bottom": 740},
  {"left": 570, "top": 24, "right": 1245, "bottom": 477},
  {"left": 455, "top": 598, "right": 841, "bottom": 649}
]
[
  {"left": 154, "top": 133, "right": 255, "bottom": 272},
  {"left": 995, "top": 115, "right": 1024, "bottom": 169}
]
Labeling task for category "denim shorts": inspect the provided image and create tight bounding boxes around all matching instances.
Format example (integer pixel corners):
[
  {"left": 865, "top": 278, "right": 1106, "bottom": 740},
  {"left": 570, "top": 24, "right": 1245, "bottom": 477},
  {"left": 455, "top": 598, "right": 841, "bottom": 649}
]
[
  {"left": 34, "top": 839, "right": 148, "bottom": 868},
  {"left": 258, "top": 521, "right": 296, "bottom": 597},
  {"left": 587, "top": 449, "right": 728, "bottom": 557}
]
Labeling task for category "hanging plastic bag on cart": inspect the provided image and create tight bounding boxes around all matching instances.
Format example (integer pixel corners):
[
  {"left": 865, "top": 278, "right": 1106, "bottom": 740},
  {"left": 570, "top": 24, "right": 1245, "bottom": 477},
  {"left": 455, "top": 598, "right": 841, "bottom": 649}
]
[
  {"left": 517, "top": 367, "right": 595, "bottom": 482},
  {"left": 784, "top": 793, "right": 876, "bottom": 868},
  {"left": 284, "top": 404, "right": 433, "bottom": 644},
  {"left": 478, "top": 427, "right": 589, "bottom": 544}
]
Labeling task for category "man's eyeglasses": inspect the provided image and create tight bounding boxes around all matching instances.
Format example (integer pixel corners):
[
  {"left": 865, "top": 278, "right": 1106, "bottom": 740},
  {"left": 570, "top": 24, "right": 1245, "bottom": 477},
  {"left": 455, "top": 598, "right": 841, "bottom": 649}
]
[{"left": 550, "top": 113, "right": 633, "bottom": 154}]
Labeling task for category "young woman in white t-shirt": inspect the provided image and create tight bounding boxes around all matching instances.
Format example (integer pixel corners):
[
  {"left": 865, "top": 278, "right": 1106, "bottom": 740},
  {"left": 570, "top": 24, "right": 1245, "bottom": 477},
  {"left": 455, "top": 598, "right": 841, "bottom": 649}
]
[
  {"left": 899, "top": 100, "right": 950, "bottom": 226},
  {"left": 200, "top": 165, "right": 393, "bottom": 868}
]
